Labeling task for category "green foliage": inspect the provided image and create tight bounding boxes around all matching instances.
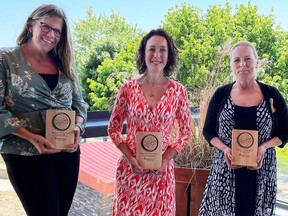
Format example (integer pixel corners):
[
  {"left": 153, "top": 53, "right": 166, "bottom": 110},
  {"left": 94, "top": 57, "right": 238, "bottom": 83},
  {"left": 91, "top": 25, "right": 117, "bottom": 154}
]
[
  {"left": 276, "top": 146, "right": 288, "bottom": 173},
  {"left": 73, "top": 6, "right": 143, "bottom": 109},
  {"left": 261, "top": 75, "right": 288, "bottom": 101},
  {"left": 87, "top": 40, "right": 140, "bottom": 110},
  {"left": 162, "top": 1, "right": 288, "bottom": 105},
  {"left": 73, "top": 2, "right": 288, "bottom": 110},
  {"left": 163, "top": 2, "right": 233, "bottom": 98}
]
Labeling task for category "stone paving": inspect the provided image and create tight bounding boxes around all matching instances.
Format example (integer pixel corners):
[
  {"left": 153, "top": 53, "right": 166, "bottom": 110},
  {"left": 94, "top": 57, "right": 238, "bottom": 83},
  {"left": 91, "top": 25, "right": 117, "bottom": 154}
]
[
  {"left": 1, "top": 156, "right": 287, "bottom": 216},
  {"left": 0, "top": 157, "right": 113, "bottom": 216},
  {"left": 69, "top": 182, "right": 113, "bottom": 216},
  {"left": 0, "top": 177, "right": 113, "bottom": 216}
]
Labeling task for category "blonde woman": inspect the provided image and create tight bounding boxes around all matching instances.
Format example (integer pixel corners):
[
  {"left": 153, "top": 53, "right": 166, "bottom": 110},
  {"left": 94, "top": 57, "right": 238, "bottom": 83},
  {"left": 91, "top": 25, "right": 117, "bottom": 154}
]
[
  {"left": 199, "top": 41, "right": 288, "bottom": 215},
  {"left": 0, "top": 4, "right": 87, "bottom": 215}
]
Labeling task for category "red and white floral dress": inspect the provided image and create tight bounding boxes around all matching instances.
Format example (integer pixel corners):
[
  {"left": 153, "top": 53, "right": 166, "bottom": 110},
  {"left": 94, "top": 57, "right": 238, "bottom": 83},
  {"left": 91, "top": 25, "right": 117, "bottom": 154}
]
[{"left": 108, "top": 79, "right": 191, "bottom": 216}]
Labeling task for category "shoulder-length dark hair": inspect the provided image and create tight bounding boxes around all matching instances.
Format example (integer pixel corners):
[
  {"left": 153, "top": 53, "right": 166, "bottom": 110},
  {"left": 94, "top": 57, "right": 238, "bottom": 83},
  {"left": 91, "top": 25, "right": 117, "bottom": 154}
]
[
  {"left": 16, "top": 4, "right": 77, "bottom": 87},
  {"left": 136, "top": 28, "right": 179, "bottom": 77}
]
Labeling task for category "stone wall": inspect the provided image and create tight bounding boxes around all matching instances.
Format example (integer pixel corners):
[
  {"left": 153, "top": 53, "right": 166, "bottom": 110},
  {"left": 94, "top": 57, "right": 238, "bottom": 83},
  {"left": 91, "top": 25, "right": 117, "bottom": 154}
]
[{"left": 69, "top": 182, "right": 113, "bottom": 216}]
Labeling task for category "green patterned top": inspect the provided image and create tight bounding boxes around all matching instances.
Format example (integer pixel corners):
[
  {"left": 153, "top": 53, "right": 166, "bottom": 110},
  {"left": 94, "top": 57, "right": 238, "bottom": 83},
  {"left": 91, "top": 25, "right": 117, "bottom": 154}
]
[{"left": 0, "top": 46, "right": 88, "bottom": 155}]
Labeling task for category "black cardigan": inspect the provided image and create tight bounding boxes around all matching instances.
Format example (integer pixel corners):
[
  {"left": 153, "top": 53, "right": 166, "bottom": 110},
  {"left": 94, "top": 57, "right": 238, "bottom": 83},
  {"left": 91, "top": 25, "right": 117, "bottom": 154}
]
[{"left": 203, "top": 80, "right": 288, "bottom": 148}]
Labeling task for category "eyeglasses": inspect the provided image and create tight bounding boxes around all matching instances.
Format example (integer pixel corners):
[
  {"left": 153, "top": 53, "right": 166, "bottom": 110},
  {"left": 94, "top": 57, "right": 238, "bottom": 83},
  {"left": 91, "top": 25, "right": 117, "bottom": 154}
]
[{"left": 35, "top": 20, "right": 62, "bottom": 38}]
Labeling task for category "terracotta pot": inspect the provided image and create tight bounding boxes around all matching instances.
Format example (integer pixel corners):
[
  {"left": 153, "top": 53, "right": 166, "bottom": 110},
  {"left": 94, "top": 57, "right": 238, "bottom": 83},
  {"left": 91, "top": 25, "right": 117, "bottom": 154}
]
[{"left": 174, "top": 168, "right": 209, "bottom": 216}]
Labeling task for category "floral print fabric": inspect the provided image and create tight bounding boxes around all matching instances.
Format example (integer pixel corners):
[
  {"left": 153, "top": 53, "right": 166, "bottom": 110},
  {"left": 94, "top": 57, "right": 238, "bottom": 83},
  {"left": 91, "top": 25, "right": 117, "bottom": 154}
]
[{"left": 0, "top": 46, "right": 87, "bottom": 155}]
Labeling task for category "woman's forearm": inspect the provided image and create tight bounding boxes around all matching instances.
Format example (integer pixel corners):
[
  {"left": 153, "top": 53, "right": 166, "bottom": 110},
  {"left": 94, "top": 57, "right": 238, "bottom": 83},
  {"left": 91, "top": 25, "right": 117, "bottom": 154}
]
[
  {"left": 260, "top": 137, "right": 282, "bottom": 150},
  {"left": 210, "top": 137, "right": 229, "bottom": 152}
]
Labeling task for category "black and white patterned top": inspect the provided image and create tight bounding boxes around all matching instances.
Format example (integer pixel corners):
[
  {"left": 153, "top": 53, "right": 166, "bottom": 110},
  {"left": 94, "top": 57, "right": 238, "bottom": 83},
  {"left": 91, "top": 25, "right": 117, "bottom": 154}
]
[{"left": 199, "top": 96, "right": 277, "bottom": 216}]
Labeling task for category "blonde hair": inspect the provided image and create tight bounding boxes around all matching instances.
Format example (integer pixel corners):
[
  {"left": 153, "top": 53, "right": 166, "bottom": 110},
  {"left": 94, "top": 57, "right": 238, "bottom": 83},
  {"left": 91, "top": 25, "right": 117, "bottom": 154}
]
[
  {"left": 230, "top": 40, "right": 259, "bottom": 79},
  {"left": 230, "top": 40, "right": 258, "bottom": 59}
]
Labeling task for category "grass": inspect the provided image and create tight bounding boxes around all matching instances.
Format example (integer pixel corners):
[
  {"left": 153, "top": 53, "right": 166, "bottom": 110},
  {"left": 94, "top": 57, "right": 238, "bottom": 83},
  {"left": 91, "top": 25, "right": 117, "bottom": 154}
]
[{"left": 276, "top": 145, "right": 288, "bottom": 173}]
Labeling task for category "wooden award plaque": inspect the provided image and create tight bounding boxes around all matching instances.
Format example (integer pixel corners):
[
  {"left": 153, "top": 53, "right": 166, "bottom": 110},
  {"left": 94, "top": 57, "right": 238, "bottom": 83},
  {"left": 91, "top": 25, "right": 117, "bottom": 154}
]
[
  {"left": 45, "top": 110, "right": 75, "bottom": 149},
  {"left": 136, "top": 132, "right": 162, "bottom": 170},
  {"left": 232, "top": 129, "right": 258, "bottom": 167}
]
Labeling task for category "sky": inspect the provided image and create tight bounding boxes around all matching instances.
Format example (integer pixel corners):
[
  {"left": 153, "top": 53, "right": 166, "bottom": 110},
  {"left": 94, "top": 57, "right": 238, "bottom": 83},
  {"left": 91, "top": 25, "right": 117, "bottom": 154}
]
[{"left": 1, "top": 0, "right": 287, "bottom": 47}]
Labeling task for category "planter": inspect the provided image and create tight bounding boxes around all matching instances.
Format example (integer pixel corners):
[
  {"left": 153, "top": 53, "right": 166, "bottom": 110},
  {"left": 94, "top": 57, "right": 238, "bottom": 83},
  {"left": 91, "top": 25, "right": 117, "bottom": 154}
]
[{"left": 175, "top": 168, "right": 209, "bottom": 216}]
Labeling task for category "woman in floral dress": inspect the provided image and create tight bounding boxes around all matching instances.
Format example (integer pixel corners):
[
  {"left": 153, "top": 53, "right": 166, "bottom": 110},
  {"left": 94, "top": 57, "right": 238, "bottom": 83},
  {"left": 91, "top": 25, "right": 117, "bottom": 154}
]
[{"left": 108, "top": 29, "right": 191, "bottom": 215}]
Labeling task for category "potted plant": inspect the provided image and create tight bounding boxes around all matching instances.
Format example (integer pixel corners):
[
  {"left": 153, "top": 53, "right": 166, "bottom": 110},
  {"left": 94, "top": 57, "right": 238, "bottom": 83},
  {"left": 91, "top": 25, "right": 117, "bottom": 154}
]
[
  {"left": 172, "top": 39, "right": 233, "bottom": 216},
  {"left": 173, "top": 85, "right": 215, "bottom": 216}
]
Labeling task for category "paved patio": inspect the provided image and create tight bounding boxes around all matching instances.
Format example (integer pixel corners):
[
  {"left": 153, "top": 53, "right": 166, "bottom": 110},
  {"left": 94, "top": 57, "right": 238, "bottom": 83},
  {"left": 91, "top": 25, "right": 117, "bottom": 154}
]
[{"left": 1, "top": 140, "right": 287, "bottom": 215}]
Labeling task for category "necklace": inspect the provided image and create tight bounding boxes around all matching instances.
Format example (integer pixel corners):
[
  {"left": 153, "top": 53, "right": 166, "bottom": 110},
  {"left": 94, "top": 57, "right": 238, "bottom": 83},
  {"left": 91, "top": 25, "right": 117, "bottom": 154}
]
[
  {"left": 143, "top": 73, "right": 168, "bottom": 98},
  {"left": 148, "top": 92, "right": 155, "bottom": 97}
]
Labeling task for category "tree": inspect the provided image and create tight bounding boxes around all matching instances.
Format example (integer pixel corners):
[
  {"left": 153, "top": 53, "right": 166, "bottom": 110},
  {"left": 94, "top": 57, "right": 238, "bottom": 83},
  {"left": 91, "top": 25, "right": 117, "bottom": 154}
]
[
  {"left": 87, "top": 40, "right": 140, "bottom": 110},
  {"left": 73, "top": 6, "right": 143, "bottom": 109},
  {"left": 162, "top": 1, "right": 288, "bottom": 103},
  {"left": 73, "top": 2, "right": 288, "bottom": 109}
]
